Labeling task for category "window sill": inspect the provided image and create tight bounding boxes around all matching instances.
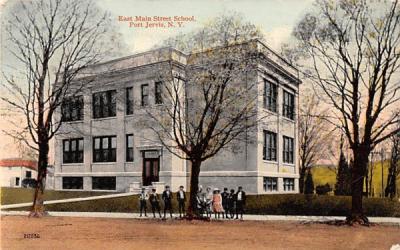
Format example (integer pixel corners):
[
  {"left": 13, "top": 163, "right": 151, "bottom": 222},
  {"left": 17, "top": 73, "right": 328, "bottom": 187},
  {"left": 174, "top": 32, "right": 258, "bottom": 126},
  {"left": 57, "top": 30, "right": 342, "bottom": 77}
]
[
  {"left": 281, "top": 116, "right": 295, "bottom": 123},
  {"left": 92, "top": 116, "right": 117, "bottom": 121},
  {"left": 62, "top": 163, "right": 84, "bottom": 166},
  {"left": 282, "top": 163, "right": 295, "bottom": 167},
  {"left": 92, "top": 162, "right": 117, "bottom": 165},
  {"left": 62, "top": 120, "right": 84, "bottom": 124},
  {"left": 261, "top": 108, "right": 278, "bottom": 115},
  {"left": 262, "top": 160, "right": 278, "bottom": 164}
]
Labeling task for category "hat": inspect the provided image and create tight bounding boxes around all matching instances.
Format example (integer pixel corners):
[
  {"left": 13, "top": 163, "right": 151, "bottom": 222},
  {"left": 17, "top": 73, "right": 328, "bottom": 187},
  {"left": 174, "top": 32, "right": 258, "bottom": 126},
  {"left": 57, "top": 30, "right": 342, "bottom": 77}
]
[{"left": 213, "top": 188, "right": 219, "bottom": 191}]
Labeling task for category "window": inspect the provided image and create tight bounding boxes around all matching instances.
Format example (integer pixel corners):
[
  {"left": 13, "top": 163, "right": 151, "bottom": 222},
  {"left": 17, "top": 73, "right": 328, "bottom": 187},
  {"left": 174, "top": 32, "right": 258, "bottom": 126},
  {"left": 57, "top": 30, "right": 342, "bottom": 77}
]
[
  {"left": 61, "top": 96, "right": 83, "bottom": 122},
  {"left": 283, "top": 136, "right": 294, "bottom": 163},
  {"left": 264, "top": 80, "right": 277, "bottom": 112},
  {"left": 62, "top": 177, "right": 83, "bottom": 189},
  {"left": 93, "top": 90, "right": 116, "bottom": 118},
  {"left": 283, "top": 90, "right": 295, "bottom": 120},
  {"left": 263, "top": 177, "right": 278, "bottom": 191},
  {"left": 26, "top": 171, "right": 32, "bottom": 178},
  {"left": 263, "top": 130, "right": 277, "bottom": 161},
  {"left": 141, "top": 84, "right": 149, "bottom": 106},
  {"left": 93, "top": 136, "right": 116, "bottom": 162},
  {"left": 92, "top": 177, "right": 116, "bottom": 190},
  {"left": 126, "top": 87, "right": 134, "bottom": 115},
  {"left": 15, "top": 177, "right": 20, "bottom": 186},
  {"left": 155, "top": 81, "right": 163, "bottom": 104},
  {"left": 63, "top": 138, "right": 84, "bottom": 163},
  {"left": 283, "top": 178, "right": 295, "bottom": 191},
  {"left": 126, "top": 134, "right": 134, "bottom": 162}
]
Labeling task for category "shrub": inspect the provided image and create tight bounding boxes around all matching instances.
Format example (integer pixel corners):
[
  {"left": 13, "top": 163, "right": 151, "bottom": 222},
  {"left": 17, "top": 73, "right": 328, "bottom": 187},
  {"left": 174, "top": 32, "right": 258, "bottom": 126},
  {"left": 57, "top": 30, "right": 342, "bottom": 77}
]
[
  {"left": 7, "top": 194, "right": 400, "bottom": 217},
  {"left": 315, "top": 183, "right": 332, "bottom": 195}
]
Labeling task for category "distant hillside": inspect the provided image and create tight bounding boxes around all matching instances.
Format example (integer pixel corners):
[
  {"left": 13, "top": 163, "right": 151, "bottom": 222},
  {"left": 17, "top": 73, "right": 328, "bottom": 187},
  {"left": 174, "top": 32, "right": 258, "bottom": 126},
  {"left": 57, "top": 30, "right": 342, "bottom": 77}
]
[{"left": 311, "top": 161, "right": 399, "bottom": 198}]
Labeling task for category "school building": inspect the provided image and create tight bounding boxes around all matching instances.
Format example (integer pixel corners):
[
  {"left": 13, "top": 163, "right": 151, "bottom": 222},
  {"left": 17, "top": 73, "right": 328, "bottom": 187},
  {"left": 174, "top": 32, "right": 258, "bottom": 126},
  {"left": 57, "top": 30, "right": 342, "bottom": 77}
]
[{"left": 53, "top": 39, "right": 301, "bottom": 194}]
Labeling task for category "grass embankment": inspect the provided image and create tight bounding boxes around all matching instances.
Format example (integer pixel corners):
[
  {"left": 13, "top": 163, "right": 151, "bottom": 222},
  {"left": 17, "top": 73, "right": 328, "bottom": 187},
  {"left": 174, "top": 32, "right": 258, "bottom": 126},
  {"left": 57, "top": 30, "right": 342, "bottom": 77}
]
[
  {"left": 0, "top": 187, "right": 116, "bottom": 205},
  {"left": 4, "top": 192, "right": 400, "bottom": 217}
]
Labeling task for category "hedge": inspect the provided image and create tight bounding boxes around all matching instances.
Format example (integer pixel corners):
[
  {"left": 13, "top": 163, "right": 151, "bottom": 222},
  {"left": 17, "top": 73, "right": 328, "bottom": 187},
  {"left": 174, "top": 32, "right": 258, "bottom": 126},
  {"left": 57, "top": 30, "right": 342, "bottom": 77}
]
[{"left": 7, "top": 194, "right": 400, "bottom": 217}]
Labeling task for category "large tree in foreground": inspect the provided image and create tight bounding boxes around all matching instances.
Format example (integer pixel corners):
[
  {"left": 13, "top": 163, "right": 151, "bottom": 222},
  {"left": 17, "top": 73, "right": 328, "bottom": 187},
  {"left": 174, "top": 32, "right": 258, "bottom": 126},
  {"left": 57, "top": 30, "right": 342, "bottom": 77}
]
[
  {"left": 1, "top": 0, "right": 124, "bottom": 216},
  {"left": 293, "top": 0, "right": 400, "bottom": 224},
  {"left": 147, "top": 14, "right": 263, "bottom": 218}
]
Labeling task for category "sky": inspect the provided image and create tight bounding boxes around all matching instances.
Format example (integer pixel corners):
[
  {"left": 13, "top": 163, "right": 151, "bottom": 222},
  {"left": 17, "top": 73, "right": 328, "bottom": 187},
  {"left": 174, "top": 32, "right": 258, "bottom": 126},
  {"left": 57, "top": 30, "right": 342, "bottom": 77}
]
[{"left": 0, "top": 0, "right": 314, "bottom": 160}]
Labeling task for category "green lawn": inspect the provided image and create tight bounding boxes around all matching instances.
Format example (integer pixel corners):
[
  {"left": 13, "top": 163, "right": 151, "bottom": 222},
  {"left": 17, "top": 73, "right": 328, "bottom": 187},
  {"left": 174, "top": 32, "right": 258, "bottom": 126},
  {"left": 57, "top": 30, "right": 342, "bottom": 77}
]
[
  {"left": 5, "top": 193, "right": 400, "bottom": 217},
  {"left": 0, "top": 187, "right": 116, "bottom": 205},
  {"left": 312, "top": 160, "right": 399, "bottom": 197}
]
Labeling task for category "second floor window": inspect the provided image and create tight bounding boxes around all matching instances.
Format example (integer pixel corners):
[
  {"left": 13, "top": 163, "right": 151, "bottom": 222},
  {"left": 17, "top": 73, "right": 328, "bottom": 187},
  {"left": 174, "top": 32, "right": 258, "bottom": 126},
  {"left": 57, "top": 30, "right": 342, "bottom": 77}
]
[
  {"left": 93, "top": 136, "right": 116, "bottom": 162},
  {"left": 155, "top": 81, "right": 163, "bottom": 104},
  {"left": 283, "top": 136, "right": 294, "bottom": 163},
  {"left": 264, "top": 80, "right": 277, "bottom": 112},
  {"left": 63, "top": 138, "right": 84, "bottom": 163},
  {"left": 126, "top": 134, "right": 134, "bottom": 162},
  {"left": 61, "top": 96, "right": 83, "bottom": 122},
  {"left": 283, "top": 90, "right": 295, "bottom": 120},
  {"left": 141, "top": 84, "right": 149, "bottom": 106},
  {"left": 126, "top": 87, "right": 134, "bottom": 115},
  {"left": 263, "top": 130, "right": 277, "bottom": 161},
  {"left": 93, "top": 90, "right": 116, "bottom": 119}
]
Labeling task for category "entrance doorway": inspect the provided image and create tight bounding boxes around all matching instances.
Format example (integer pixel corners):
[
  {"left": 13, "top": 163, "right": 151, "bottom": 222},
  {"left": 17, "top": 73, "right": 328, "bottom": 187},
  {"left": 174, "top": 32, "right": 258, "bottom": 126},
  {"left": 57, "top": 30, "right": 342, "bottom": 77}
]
[{"left": 142, "top": 150, "right": 160, "bottom": 186}]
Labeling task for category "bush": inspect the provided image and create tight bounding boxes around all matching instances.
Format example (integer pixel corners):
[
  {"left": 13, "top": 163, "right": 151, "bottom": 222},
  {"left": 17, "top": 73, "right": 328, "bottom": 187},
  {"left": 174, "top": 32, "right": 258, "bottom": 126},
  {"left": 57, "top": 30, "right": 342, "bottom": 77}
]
[
  {"left": 7, "top": 193, "right": 400, "bottom": 217},
  {"left": 315, "top": 183, "right": 332, "bottom": 195}
]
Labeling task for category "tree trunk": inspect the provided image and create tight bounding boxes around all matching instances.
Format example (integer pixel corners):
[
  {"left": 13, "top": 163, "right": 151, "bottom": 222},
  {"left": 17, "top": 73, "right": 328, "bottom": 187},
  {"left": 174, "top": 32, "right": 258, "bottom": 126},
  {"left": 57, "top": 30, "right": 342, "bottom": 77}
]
[
  {"left": 186, "top": 160, "right": 201, "bottom": 219},
  {"left": 299, "top": 165, "right": 306, "bottom": 194},
  {"left": 29, "top": 142, "right": 49, "bottom": 217},
  {"left": 346, "top": 147, "right": 370, "bottom": 225}
]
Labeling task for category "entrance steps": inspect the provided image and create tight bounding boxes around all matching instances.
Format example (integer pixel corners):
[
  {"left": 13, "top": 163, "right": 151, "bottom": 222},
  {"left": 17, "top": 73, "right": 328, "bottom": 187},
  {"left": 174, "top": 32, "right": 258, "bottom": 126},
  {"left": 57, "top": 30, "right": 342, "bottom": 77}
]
[{"left": 128, "top": 181, "right": 166, "bottom": 194}]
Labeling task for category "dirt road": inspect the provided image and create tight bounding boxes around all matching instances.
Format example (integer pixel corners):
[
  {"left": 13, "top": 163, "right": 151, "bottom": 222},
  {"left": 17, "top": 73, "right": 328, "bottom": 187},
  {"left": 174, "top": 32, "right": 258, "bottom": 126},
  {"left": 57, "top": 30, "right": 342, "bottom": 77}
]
[{"left": 1, "top": 215, "right": 399, "bottom": 250}]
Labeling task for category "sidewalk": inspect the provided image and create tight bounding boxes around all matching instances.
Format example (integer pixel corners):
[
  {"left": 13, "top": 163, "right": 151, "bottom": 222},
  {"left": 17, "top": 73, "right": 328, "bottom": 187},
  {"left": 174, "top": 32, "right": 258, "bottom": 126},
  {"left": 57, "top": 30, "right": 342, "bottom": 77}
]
[{"left": 1, "top": 210, "right": 400, "bottom": 225}]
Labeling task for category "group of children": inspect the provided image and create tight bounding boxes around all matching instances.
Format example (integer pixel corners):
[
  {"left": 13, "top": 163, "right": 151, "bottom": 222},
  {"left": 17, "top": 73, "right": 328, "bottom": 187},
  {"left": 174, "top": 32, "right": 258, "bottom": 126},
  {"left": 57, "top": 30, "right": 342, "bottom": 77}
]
[
  {"left": 138, "top": 185, "right": 246, "bottom": 220},
  {"left": 138, "top": 185, "right": 186, "bottom": 219},
  {"left": 197, "top": 186, "right": 246, "bottom": 220}
]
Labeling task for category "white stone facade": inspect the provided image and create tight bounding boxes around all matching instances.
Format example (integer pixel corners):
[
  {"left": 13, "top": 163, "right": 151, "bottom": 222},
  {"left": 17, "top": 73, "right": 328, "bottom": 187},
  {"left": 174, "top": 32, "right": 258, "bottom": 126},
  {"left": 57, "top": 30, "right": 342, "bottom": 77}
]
[{"left": 54, "top": 40, "right": 301, "bottom": 194}]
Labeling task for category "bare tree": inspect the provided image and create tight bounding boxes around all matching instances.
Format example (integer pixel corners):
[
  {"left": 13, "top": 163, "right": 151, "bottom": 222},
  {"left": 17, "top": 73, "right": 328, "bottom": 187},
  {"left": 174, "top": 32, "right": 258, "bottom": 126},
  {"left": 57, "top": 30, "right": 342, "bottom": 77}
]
[
  {"left": 1, "top": 0, "right": 125, "bottom": 216},
  {"left": 298, "top": 91, "right": 331, "bottom": 193},
  {"left": 293, "top": 0, "right": 400, "bottom": 224},
  {"left": 145, "top": 14, "right": 264, "bottom": 218},
  {"left": 385, "top": 119, "right": 400, "bottom": 199}
]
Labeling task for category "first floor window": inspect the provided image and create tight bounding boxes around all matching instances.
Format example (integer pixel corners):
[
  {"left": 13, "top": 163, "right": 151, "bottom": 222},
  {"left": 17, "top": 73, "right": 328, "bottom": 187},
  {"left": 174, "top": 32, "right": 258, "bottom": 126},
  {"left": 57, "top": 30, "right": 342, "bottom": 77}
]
[
  {"left": 63, "top": 138, "right": 84, "bottom": 163},
  {"left": 26, "top": 171, "right": 32, "bottom": 178},
  {"left": 15, "top": 177, "right": 20, "bottom": 186},
  {"left": 93, "top": 136, "right": 116, "bottom": 162},
  {"left": 126, "top": 134, "right": 134, "bottom": 162},
  {"left": 283, "top": 178, "right": 295, "bottom": 191},
  {"left": 62, "top": 177, "right": 83, "bottom": 189},
  {"left": 263, "top": 130, "right": 277, "bottom": 161},
  {"left": 283, "top": 136, "right": 294, "bottom": 163},
  {"left": 263, "top": 177, "right": 278, "bottom": 191},
  {"left": 92, "top": 177, "right": 116, "bottom": 190}
]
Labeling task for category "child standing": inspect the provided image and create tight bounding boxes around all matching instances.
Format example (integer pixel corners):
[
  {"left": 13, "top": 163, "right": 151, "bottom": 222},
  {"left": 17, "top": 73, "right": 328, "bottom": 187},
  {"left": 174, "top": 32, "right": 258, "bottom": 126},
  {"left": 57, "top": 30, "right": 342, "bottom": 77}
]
[
  {"left": 139, "top": 187, "right": 149, "bottom": 217},
  {"left": 212, "top": 188, "right": 224, "bottom": 219},
  {"left": 149, "top": 188, "right": 162, "bottom": 218}
]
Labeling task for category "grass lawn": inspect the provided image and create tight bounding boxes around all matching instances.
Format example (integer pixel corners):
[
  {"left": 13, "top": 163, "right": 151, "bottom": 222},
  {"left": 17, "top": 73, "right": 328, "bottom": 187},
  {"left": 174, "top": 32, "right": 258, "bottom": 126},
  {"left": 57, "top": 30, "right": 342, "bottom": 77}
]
[
  {"left": 0, "top": 187, "right": 116, "bottom": 205},
  {"left": 312, "top": 160, "right": 400, "bottom": 198}
]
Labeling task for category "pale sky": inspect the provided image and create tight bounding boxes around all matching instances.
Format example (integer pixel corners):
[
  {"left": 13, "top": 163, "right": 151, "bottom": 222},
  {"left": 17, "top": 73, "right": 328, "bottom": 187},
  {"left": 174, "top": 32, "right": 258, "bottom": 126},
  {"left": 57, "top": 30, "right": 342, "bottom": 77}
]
[{"left": 0, "top": 0, "right": 314, "bottom": 160}]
